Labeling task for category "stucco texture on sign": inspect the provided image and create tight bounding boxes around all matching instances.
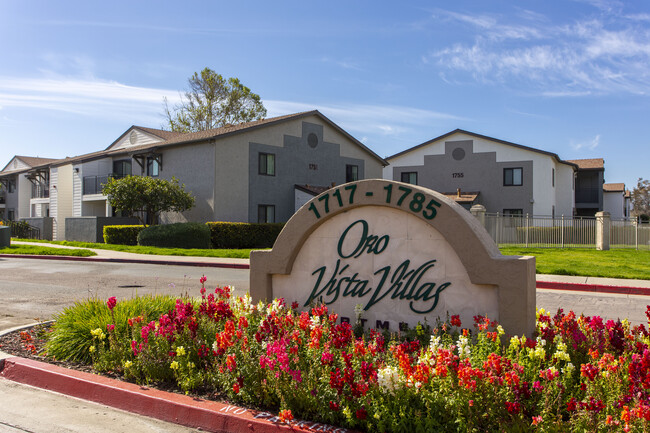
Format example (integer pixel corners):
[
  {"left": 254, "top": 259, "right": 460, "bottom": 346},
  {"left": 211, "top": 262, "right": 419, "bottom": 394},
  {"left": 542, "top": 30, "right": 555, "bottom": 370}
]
[
  {"left": 271, "top": 207, "right": 498, "bottom": 331},
  {"left": 251, "top": 179, "right": 536, "bottom": 336}
]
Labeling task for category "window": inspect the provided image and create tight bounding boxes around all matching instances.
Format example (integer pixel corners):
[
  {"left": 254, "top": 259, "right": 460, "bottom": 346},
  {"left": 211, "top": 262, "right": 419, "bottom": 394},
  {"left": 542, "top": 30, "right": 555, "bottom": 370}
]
[
  {"left": 7, "top": 209, "right": 15, "bottom": 221},
  {"left": 401, "top": 172, "right": 418, "bottom": 185},
  {"left": 503, "top": 167, "right": 523, "bottom": 186},
  {"left": 552, "top": 168, "right": 555, "bottom": 187},
  {"left": 7, "top": 179, "right": 16, "bottom": 193},
  {"left": 258, "top": 205, "right": 275, "bottom": 223},
  {"left": 503, "top": 209, "right": 523, "bottom": 216},
  {"left": 259, "top": 153, "right": 275, "bottom": 176},
  {"left": 113, "top": 160, "right": 132, "bottom": 178},
  {"left": 346, "top": 165, "right": 359, "bottom": 183},
  {"left": 146, "top": 157, "right": 159, "bottom": 177}
]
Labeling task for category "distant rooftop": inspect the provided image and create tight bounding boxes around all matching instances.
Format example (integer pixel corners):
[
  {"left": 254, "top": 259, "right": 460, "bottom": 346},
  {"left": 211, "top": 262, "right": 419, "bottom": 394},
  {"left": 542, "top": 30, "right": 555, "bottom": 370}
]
[
  {"left": 603, "top": 183, "right": 625, "bottom": 192},
  {"left": 567, "top": 158, "right": 604, "bottom": 170}
]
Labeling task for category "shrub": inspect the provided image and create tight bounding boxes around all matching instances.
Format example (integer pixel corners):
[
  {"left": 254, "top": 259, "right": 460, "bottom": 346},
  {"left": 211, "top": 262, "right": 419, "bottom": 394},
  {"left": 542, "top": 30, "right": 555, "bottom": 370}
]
[
  {"left": 207, "top": 222, "right": 284, "bottom": 248},
  {"left": 103, "top": 225, "right": 145, "bottom": 245},
  {"left": 137, "top": 222, "right": 211, "bottom": 249},
  {"left": 45, "top": 295, "right": 176, "bottom": 364}
]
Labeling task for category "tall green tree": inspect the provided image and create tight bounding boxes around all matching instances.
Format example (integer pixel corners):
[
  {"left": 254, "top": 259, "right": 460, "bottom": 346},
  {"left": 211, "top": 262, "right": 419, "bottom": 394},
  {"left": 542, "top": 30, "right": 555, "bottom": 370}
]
[
  {"left": 163, "top": 68, "right": 267, "bottom": 132},
  {"left": 631, "top": 177, "right": 650, "bottom": 220},
  {"left": 102, "top": 176, "right": 195, "bottom": 226}
]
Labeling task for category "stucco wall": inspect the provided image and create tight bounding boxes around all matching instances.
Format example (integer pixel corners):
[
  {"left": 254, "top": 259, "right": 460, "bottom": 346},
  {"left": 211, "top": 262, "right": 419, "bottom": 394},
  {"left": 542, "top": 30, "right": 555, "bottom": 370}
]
[
  {"left": 154, "top": 141, "right": 217, "bottom": 224},
  {"left": 248, "top": 121, "right": 367, "bottom": 223},
  {"left": 386, "top": 132, "right": 575, "bottom": 216},
  {"left": 604, "top": 191, "right": 625, "bottom": 219}
]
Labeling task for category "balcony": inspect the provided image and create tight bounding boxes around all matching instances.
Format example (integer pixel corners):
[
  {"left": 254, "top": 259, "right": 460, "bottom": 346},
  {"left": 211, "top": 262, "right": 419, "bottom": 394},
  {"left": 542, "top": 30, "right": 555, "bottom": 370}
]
[
  {"left": 575, "top": 187, "right": 600, "bottom": 204},
  {"left": 31, "top": 186, "right": 50, "bottom": 199},
  {"left": 83, "top": 174, "right": 124, "bottom": 195}
]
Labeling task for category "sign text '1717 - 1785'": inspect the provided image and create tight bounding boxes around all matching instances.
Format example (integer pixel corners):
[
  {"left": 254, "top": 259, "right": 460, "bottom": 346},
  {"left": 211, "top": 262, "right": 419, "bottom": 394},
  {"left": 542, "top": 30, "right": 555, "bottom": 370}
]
[{"left": 307, "top": 184, "right": 442, "bottom": 221}]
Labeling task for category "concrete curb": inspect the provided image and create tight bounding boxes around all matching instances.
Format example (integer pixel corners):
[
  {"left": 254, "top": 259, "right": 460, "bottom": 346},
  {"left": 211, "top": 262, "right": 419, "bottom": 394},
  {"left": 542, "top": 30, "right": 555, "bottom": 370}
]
[
  {"left": 536, "top": 281, "right": 650, "bottom": 296},
  {"left": 0, "top": 254, "right": 250, "bottom": 269},
  {"left": 0, "top": 356, "right": 350, "bottom": 433}
]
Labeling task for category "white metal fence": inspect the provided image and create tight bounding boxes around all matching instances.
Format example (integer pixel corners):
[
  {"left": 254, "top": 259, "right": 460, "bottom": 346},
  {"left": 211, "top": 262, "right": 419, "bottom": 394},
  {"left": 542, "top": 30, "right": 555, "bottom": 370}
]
[{"left": 481, "top": 213, "right": 650, "bottom": 249}]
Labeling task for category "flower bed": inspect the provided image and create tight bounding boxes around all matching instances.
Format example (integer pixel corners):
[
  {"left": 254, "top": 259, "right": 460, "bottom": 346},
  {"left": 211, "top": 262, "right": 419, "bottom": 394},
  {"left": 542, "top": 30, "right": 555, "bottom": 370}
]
[{"left": 43, "top": 278, "right": 650, "bottom": 432}]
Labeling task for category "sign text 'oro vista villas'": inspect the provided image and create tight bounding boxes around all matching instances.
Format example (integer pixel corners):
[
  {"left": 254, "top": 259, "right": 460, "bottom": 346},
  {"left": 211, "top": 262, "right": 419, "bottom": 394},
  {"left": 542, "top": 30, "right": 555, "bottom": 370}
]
[{"left": 250, "top": 180, "right": 536, "bottom": 337}]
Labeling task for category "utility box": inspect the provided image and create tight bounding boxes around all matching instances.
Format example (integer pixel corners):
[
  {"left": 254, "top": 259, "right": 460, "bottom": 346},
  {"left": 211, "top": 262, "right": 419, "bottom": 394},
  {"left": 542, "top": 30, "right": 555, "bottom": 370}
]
[{"left": 0, "top": 226, "right": 10, "bottom": 248}]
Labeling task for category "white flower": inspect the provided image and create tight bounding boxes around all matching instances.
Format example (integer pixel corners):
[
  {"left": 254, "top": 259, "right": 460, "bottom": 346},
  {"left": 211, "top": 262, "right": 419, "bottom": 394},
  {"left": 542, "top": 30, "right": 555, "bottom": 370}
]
[
  {"left": 377, "top": 366, "right": 402, "bottom": 394},
  {"left": 457, "top": 335, "right": 471, "bottom": 359}
]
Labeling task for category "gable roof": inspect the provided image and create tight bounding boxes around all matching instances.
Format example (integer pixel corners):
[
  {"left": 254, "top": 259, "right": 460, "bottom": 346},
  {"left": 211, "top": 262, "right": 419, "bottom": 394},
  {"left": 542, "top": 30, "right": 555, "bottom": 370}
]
[
  {"left": 54, "top": 110, "right": 387, "bottom": 167},
  {"left": 386, "top": 128, "right": 577, "bottom": 168},
  {"left": 1, "top": 155, "right": 59, "bottom": 174},
  {"left": 567, "top": 158, "right": 604, "bottom": 170}
]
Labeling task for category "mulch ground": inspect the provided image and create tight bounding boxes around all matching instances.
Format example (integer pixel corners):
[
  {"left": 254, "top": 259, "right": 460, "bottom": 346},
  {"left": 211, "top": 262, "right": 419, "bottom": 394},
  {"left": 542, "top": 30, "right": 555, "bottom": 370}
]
[{"left": 0, "top": 323, "right": 95, "bottom": 374}]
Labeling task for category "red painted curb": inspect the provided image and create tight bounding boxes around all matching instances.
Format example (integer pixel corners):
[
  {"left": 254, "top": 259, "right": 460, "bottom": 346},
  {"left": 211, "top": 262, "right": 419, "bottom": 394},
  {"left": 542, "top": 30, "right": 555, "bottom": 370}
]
[
  {"left": 536, "top": 281, "right": 650, "bottom": 296},
  {"left": 0, "top": 254, "right": 250, "bottom": 269},
  {"left": 0, "top": 356, "right": 351, "bottom": 433}
]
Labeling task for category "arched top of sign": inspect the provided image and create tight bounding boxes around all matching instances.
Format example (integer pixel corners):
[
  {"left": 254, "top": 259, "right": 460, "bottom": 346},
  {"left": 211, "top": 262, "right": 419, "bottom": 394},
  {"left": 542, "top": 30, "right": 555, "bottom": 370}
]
[
  {"left": 268, "top": 180, "right": 501, "bottom": 281},
  {"left": 250, "top": 179, "right": 536, "bottom": 336}
]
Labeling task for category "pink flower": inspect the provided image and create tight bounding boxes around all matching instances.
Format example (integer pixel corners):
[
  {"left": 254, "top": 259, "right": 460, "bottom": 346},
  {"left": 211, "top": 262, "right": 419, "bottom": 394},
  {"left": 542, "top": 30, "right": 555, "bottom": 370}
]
[
  {"left": 200, "top": 275, "right": 207, "bottom": 285},
  {"left": 106, "top": 296, "right": 117, "bottom": 311},
  {"left": 106, "top": 324, "right": 115, "bottom": 333}
]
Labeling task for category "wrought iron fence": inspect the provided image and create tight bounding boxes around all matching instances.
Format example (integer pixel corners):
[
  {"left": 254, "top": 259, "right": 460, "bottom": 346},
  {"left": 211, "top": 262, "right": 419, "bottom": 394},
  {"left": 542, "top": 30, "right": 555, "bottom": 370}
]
[
  {"left": 0, "top": 220, "right": 41, "bottom": 239},
  {"left": 481, "top": 213, "right": 650, "bottom": 250}
]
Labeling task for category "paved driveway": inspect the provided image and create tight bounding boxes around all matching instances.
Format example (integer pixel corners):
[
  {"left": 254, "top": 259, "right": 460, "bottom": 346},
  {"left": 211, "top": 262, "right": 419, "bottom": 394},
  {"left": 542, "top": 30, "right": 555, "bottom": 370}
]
[{"left": 0, "top": 257, "right": 249, "bottom": 331}]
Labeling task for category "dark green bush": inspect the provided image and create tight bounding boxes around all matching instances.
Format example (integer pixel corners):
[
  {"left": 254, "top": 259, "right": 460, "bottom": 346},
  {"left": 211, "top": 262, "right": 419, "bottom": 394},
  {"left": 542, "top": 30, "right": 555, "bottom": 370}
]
[
  {"left": 137, "top": 222, "right": 211, "bottom": 249},
  {"left": 103, "top": 225, "right": 145, "bottom": 245},
  {"left": 207, "top": 222, "right": 284, "bottom": 248}
]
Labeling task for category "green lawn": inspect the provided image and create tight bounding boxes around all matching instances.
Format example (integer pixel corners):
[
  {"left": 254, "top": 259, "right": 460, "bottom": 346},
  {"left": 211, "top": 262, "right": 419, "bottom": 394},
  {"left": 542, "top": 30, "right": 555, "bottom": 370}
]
[
  {"left": 0, "top": 244, "right": 97, "bottom": 257},
  {"left": 500, "top": 247, "right": 650, "bottom": 280},
  {"left": 13, "top": 239, "right": 254, "bottom": 259}
]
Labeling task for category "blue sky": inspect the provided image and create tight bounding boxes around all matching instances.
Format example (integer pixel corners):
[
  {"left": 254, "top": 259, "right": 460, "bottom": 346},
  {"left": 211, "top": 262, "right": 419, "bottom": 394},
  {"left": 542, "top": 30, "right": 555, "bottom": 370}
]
[{"left": 1, "top": 0, "right": 648, "bottom": 190}]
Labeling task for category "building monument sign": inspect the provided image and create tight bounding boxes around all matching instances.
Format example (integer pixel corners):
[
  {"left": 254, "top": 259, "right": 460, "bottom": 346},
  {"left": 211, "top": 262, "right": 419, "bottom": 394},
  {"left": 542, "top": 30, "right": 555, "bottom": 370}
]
[{"left": 250, "top": 180, "right": 536, "bottom": 336}]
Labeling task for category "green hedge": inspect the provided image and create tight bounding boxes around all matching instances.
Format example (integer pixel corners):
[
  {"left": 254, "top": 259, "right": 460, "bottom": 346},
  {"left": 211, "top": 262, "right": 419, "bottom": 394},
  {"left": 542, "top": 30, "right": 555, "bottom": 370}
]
[
  {"left": 103, "top": 225, "right": 145, "bottom": 245},
  {"left": 207, "top": 222, "right": 284, "bottom": 248},
  {"left": 137, "top": 222, "right": 211, "bottom": 249}
]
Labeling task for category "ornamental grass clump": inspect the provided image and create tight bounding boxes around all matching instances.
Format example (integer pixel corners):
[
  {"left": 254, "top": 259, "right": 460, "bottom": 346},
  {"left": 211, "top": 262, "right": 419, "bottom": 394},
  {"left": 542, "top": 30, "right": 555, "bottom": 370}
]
[{"left": 45, "top": 278, "right": 650, "bottom": 432}]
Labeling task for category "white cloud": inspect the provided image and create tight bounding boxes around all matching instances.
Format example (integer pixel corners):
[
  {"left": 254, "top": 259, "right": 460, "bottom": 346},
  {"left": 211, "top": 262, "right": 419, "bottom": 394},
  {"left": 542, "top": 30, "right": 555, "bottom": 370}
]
[
  {"left": 428, "top": 9, "right": 650, "bottom": 96},
  {"left": 0, "top": 76, "right": 181, "bottom": 124},
  {"left": 570, "top": 134, "right": 601, "bottom": 151}
]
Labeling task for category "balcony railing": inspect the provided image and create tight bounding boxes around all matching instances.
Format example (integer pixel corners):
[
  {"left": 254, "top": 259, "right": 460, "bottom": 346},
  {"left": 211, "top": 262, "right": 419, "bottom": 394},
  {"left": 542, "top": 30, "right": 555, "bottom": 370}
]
[
  {"left": 31, "top": 186, "right": 50, "bottom": 199},
  {"left": 83, "top": 174, "right": 125, "bottom": 195}
]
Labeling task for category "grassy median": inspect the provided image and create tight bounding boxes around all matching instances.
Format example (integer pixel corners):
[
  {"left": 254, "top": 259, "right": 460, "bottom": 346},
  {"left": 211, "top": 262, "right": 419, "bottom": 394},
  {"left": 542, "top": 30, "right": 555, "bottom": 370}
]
[
  {"left": 12, "top": 239, "right": 254, "bottom": 259},
  {"left": 0, "top": 244, "right": 97, "bottom": 257}
]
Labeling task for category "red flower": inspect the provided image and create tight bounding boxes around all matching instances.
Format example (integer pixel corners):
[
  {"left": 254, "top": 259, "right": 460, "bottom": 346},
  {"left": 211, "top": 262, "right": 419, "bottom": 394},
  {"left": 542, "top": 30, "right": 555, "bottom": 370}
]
[
  {"left": 329, "top": 401, "right": 340, "bottom": 411},
  {"left": 232, "top": 382, "right": 240, "bottom": 394},
  {"left": 106, "top": 296, "right": 117, "bottom": 311},
  {"left": 451, "top": 315, "right": 462, "bottom": 327},
  {"left": 279, "top": 409, "right": 294, "bottom": 423},
  {"left": 199, "top": 275, "right": 207, "bottom": 285},
  {"left": 356, "top": 408, "right": 367, "bottom": 420}
]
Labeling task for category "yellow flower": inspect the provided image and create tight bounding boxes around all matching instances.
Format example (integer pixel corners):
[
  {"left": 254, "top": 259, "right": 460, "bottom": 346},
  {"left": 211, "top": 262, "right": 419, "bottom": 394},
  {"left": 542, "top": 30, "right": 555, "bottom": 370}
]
[
  {"left": 176, "top": 346, "right": 186, "bottom": 356},
  {"left": 170, "top": 361, "right": 179, "bottom": 370},
  {"left": 123, "top": 360, "right": 133, "bottom": 368},
  {"left": 89, "top": 346, "right": 96, "bottom": 353}
]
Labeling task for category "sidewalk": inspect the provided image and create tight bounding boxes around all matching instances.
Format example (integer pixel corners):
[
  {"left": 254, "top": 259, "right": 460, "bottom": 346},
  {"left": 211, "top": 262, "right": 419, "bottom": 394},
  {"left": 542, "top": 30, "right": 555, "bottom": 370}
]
[{"left": 6, "top": 241, "right": 250, "bottom": 269}]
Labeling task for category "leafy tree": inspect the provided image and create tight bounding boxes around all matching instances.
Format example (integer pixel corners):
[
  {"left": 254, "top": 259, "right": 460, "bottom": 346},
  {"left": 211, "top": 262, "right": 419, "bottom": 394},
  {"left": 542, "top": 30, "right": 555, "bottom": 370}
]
[
  {"left": 163, "top": 67, "right": 267, "bottom": 132},
  {"left": 102, "top": 176, "right": 195, "bottom": 226},
  {"left": 631, "top": 177, "right": 650, "bottom": 220}
]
